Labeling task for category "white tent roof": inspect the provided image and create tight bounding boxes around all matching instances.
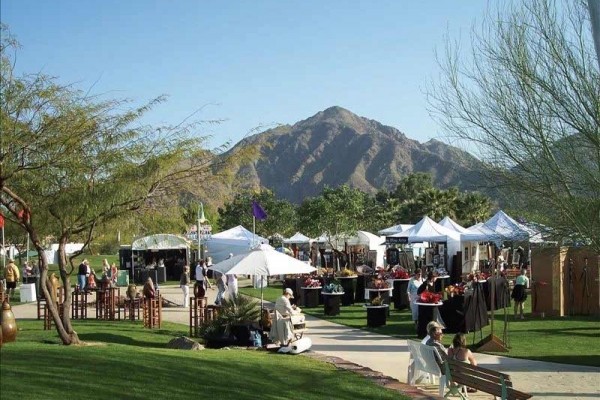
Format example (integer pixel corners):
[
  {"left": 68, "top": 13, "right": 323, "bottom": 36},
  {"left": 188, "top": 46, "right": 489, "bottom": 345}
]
[
  {"left": 390, "top": 216, "right": 461, "bottom": 242},
  {"left": 208, "top": 244, "right": 316, "bottom": 276},
  {"left": 345, "top": 231, "right": 385, "bottom": 248},
  {"left": 283, "top": 232, "right": 311, "bottom": 244},
  {"left": 132, "top": 234, "right": 190, "bottom": 251},
  {"left": 460, "top": 210, "right": 534, "bottom": 243},
  {"left": 378, "top": 224, "right": 414, "bottom": 235},
  {"left": 438, "top": 217, "right": 469, "bottom": 233},
  {"left": 209, "top": 225, "right": 268, "bottom": 245}
]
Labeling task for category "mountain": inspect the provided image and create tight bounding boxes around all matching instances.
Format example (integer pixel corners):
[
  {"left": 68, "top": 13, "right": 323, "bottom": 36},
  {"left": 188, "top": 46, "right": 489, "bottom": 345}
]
[{"left": 215, "top": 106, "right": 485, "bottom": 204}]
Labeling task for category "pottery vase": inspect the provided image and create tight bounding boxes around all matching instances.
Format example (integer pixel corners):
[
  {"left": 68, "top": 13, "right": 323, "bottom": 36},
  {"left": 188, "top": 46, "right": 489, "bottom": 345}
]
[{"left": 1, "top": 300, "right": 17, "bottom": 343}]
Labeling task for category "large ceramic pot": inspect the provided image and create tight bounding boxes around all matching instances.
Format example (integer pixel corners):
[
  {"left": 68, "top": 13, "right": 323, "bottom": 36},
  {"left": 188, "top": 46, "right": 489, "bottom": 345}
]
[{"left": 1, "top": 300, "right": 17, "bottom": 343}]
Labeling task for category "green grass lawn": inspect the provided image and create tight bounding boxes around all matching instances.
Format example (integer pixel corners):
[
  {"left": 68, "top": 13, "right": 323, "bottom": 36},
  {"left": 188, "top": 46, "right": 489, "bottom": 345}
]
[
  {"left": 0, "top": 319, "right": 409, "bottom": 400},
  {"left": 241, "top": 282, "right": 600, "bottom": 367}
]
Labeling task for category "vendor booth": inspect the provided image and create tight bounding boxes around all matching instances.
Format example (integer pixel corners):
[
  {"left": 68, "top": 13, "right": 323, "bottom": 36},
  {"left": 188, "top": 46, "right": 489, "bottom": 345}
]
[
  {"left": 120, "top": 234, "right": 191, "bottom": 283},
  {"left": 345, "top": 231, "right": 386, "bottom": 268},
  {"left": 206, "top": 225, "right": 268, "bottom": 264},
  {"left": 283, "top": 232, "right": 311, "bottom": 260},
  {"left": 389, "top": 216, "right": 461, "bottom": 277}
]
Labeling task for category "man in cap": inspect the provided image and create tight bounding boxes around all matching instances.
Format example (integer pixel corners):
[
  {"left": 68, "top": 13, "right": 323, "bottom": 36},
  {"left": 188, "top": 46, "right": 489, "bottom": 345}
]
[
  {"left": 425, "top": 321, "right": 447, "bottom": 370},
  {"left": 271, "top": 288, "right": 302, "bottom": 347}
]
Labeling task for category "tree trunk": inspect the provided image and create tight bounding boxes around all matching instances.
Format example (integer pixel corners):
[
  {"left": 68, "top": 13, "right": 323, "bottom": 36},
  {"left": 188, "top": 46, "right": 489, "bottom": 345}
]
[
  {"left": 57, "top": 237, "right": 79, "bottom": 343},
  {"left": 31, "top": 231, "right": 80, "bottom": 345}
]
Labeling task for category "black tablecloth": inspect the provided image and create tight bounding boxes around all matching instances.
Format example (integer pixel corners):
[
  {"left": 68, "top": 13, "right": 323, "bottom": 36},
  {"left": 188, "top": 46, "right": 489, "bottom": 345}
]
[
  {"left": 481, "top": 277, "right": 511, "bottom": 311},
  {"left": 417, "top": 303, "right": 442, "bottom": 338},
  {"left": 392, "top": 280, "right": 410, "bottom": 310},
  {"left": 365, "top": 305, "right": 388, "bottom": 327},
  {"left": 322, "top": 293, "right": 342, "bottom": 316},
  {"left": 439, "top": 284, "right": 489, "bottom": 334},
  {"left": 338, "top": 277, "right": 357, "bottom": 306},
  {"left": 284, "top": 278, "right": 304, "bottom": 306},
  {"left": 301, "top": 287, "right": 321, "bottom": 308}
]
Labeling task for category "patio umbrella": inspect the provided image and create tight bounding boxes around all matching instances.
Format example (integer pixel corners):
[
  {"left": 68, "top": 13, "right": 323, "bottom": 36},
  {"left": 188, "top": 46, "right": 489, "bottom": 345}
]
[{"left": 208, "top": 243, "right": 316, "bottom": 314}]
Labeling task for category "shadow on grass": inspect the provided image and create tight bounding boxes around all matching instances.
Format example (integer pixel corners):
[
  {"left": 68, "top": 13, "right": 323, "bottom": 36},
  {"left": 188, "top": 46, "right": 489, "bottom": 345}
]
[{"left": 77, "top": 332, "right": 169, "bottom": 348}]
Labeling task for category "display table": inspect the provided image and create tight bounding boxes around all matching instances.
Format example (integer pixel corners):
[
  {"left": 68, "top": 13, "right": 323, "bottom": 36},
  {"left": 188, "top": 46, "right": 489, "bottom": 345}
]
[
  {"left": 439, "top": 284, "right": 488, "bottom": 334},
  {"left": 363, "top": 305, "right": 389, "bottom": 327},
  {"left": 416, "top": 301, "right": 445, "bottom": 339},
  {"left": 20, "top": 283, "right": 36, "bottom": 302},
  {"left": 356, "top": 274, "right": 375, "bottom": 303},
  {"left": 337, "top": 276, "right": 357, "bottom": 306},
  {"left": 301, "top": 287, "right": 322, "bottom": 308},
  {"left": 284, "top": 278, "right": 304, "bottom": 306},
  {"left": 321, "top": 292, "right": 344, "bottom": 316},
  {"left": 364, "top": 287, "right": 393, "bottom": 303},
  {"left": 389, "top": 279, "right": 410, "bottom": 310}
]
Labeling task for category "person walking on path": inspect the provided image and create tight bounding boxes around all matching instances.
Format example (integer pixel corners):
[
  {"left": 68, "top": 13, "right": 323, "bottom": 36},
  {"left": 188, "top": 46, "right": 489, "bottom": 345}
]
[
  {"left": 4, "top": 259, "right": 20, "bottom": 300},
  {"left": 511, "top": 268, "right": 530, "bottom": 319},
  {"left": 180, "top": 265, "right": 190, "bottom": 307},
  {"left": 226, "top": 273, "right": 238, "bottom": 299},
  {"left": 194, "top": 260, "right": 206, "bottom": 299},
  {"left": 77, "top": 259, "right": 89, "bottom": 292},
  {"left": 214, "top": 270, "right": 227, "bottom": 305},
  {"left": 204, "top": 257, "right": 213, "bottom": 289}
]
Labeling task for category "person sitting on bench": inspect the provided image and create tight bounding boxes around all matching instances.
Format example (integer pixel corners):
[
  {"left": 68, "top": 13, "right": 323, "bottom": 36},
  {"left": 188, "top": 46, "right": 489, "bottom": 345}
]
[
  {"left": 425, "top": 321, "right": 447, "bottom": 370},
  {"left": 448, "top": 333, "right": 478, "bottom": 393}
]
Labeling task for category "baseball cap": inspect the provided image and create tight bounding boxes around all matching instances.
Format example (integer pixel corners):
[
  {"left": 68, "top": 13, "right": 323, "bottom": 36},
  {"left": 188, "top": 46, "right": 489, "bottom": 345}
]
[{"left": 284, "top": 288, "right": 294, "bottom": 298}]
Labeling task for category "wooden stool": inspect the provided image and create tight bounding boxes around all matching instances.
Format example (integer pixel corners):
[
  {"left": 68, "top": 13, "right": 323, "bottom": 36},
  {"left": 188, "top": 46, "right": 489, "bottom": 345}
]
[
  {"left": 71, "top": 289, "right": 88, "bottom": 319},
  {"left": 142, "top": 295, "right": 162, "bottom": 329},
  {"left": 96, "top": 287, "right": 121, "bottom": 321},
  {"left": 189, "top": 297, "right": 208, "bottom": 337},
  {"left": 123, "top": 297, "right": 141, "bottom": 321}
]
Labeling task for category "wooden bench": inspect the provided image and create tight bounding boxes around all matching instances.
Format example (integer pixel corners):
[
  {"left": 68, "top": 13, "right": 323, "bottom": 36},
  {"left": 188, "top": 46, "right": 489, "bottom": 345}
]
[{"left": 444, "top": 358, "right": 532, "bottom": 400}]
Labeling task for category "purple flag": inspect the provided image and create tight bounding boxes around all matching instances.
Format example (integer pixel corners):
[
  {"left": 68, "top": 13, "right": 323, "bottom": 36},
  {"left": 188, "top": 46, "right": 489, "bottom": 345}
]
[{"left": 252, "top": 200, "right": 267, "bottom": 221}]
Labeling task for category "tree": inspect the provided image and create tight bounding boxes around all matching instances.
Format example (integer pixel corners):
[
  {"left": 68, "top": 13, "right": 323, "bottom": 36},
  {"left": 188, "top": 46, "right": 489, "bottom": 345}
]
[
  {"left": 0, "top": 27, "right": 227, "bottom": 344},
  {"left": 429, "top": 0, "right": 600, "bottom": 251},
  {"left": 217, "top": 190, "right": 297, "bottom": 238},
  {"left": 297, "top": 185, "right": 369, "bottom": 243}
]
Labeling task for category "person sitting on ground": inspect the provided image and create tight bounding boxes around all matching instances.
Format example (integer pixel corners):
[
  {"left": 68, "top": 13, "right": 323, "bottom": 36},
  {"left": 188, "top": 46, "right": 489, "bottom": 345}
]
[
  {"left": 448, "top": 333, "right": 478, "bottom": 393},
  {"left": 425, "top": 321, "right": 447, "bottom": 370}
]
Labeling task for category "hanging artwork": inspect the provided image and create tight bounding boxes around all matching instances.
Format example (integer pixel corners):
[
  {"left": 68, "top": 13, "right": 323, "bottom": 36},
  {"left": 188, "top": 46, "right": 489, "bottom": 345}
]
[
  {"left": 425, "top": 248, "right": 434, "bottom": 266},
  {"left": 438, "top": 244, "right": 445, "bottom": 256},
  {"left": 433, "top": 254, "right": 440, "bottom": 266},
  {"left": 464, "top": 246, "right": 470, "bottom": 261}
]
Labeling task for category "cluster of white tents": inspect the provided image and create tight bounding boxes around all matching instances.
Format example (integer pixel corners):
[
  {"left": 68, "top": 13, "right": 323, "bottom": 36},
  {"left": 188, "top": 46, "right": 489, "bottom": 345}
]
[{"left": 379, "top": 210, "right": 541, "bottom": 274}]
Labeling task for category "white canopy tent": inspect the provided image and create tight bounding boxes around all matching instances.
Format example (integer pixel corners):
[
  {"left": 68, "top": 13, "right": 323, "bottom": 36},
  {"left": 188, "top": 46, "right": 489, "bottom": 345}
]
[
  {"left": 283, "top": 232, "right": 311, "bottom": 244},
  {"left": 206, "top": 225, "right": 269, "bottom": 263},
  {"left": 129, "top": 234, "right": 191, "bottom": 282},
  {"left": 390, "top": 216, "right": 461, "bottom": 273},
  {"left": 438, "top": 217, "right": 469, "bottom": 233},
  {"left": 344, "top": 230, "right": 387, "bottom": 267},
  {"left": 378, "top": 224, "right": 414, "bottom": 236},
  {"left": 132, "top": 234, "right": 190, "bottom": 251}
]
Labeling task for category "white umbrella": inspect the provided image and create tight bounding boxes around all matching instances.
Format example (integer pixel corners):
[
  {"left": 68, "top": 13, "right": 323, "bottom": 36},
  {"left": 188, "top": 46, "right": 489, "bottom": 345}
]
[{"left": 208, "top": 243, "right": 316, "bottom": 314}]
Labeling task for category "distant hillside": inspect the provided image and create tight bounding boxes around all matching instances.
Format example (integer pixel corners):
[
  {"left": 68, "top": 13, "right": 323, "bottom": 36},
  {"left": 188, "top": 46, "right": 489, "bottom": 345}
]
[{"left": 212, "top": 106, "right": 485, "bottom": 204}]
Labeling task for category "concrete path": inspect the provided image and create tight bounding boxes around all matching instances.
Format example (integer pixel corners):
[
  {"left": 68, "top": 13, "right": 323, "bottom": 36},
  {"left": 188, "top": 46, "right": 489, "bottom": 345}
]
[{"left": 10, "top": 284, "right": 600, "bottom": 400}]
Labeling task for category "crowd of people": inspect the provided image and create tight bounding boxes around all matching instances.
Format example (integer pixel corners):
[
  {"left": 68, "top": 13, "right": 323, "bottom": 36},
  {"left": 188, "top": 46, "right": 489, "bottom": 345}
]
[{"left": 178, "top": 256, "right": 238, "bottom": 308}]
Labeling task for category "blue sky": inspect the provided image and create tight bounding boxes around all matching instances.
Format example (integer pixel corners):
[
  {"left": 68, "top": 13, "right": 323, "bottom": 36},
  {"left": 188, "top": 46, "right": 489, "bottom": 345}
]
[{"left": 1, "top": 0, "right": 491, "bottom": 149}]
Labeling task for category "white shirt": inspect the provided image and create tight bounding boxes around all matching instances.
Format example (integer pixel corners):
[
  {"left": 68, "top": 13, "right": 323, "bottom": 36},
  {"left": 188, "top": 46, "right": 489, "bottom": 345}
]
[
  {"left": 275, "top": 295, "right": 296, "bottom": 317},
  {"left": 195, "top": 264, "right": 204, "bottom": 281}
]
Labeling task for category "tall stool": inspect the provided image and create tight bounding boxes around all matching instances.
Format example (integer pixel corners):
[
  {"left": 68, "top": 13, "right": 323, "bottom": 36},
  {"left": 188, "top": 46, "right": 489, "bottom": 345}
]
[
  {"left": 189, "top": 296, "right": 208, "bottom": 337},
  {"left": 143, "top": 295, "right": 162, "bottom": 329}
]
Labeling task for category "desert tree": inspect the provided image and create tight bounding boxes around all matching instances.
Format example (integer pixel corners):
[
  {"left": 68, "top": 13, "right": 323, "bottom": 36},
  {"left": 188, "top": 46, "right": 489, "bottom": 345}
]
[
  {"left": 0, "top": 26, "right": 230, "bottom": 344},
  {"left": 429, "top": 0, "right": 600, "bottom": 251}
]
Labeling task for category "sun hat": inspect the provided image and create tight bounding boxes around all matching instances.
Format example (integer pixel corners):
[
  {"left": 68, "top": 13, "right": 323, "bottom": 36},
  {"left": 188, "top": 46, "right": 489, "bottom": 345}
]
[{"left": 284, "top": 288, "right": 294, "bottom": 298}]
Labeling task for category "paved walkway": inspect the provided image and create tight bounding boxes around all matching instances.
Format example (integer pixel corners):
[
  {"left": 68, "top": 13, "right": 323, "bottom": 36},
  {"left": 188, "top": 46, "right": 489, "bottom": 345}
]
[{"left": 10, "top": 284, "right": 600, "bottom": 400}]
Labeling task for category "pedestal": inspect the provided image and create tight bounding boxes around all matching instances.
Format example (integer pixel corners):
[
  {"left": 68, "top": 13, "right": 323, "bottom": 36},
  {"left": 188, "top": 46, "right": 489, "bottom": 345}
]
[
  {"left": 416, "top": 302, "right": 444, "bottom": 338},
  {"left": 338, "top": 276, "right": 357, "bottom": 306},
  {"left": 391, "top": 279, "right": 410, "bottom": 310},
  {"left": 364, "top": 305, "right": 389, "bottom": 327},
  {"left": 301, "top": 287, "right": 322, "bottom": 308},
  {"left": 322, "top": 292, "right": 343, "bottom": 316},
  {"left": 19, "top": 283, "right": 36, "bottom": 302}
]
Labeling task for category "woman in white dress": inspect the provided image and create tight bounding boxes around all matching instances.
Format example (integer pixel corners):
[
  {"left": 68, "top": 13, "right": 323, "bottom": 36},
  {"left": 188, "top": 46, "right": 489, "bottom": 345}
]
[{"left": 407, "top": 268, "right": 424, "bottom": 324}]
